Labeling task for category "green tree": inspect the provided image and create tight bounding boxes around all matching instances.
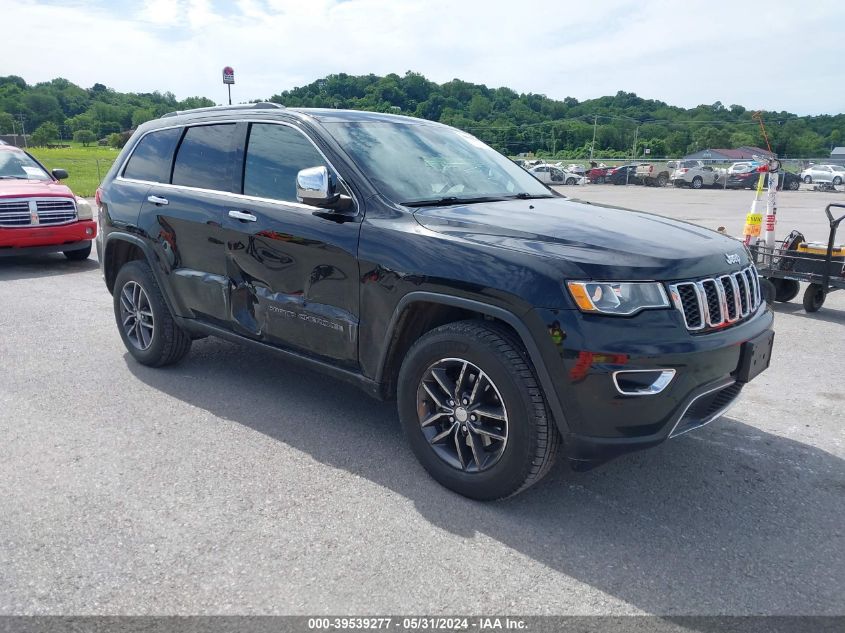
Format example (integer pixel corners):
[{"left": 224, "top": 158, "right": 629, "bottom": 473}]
[
  {"left": 0, "top": 111, "right": 14, "bottom": 134},
  {"left": 729, "top": 131, "right": 756, "bottom": 148},
  {"left": 73, "top": 129, "right": 96, "bottom": 146},
  {"left": 107, "top": 132, "right": 123, "bottom": 148},
  {"left": 31, "top": 121, "right": 59, "bottom": 146}
]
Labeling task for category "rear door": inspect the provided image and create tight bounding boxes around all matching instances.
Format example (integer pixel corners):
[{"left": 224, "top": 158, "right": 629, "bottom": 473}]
[
  {"left": 222, "top": 121, "right": 362, "bottom": 365},
  {"left": 138, "top": 122, "right": 240, "bottom": 325}
]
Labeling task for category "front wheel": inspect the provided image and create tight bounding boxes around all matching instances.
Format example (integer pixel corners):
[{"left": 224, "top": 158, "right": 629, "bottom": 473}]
[
  {"left": 788, "top": 179, "right": 800, "bottom": 191},
  {"left": 834, "top": 176, "right": 843, "bottom": 186},
  {"left": 64, "top": 243, "right": 92, "bottom": 261},
  {"left": 397, "top": 321, "right": 559, "bottom": 500},
  {"left": 566, "top": 178, "right": 576, "bottom": 185},
  {"left": 113, "top": 260, "right": 192, "bottom": 366},
  {"left": 691, "top": 176, "right": 703, "bottom": 189},
  {"left": 803, "top": 283, "right": 826, "bottom": 312}
]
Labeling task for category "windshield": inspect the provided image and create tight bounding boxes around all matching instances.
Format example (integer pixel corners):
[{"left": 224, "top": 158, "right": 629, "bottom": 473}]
[
  {"left": 324, "top": 120, "right": 552, "bottom": 205},
  {"left": 0, "top": 149, "right": 51, "bottom": 181}
]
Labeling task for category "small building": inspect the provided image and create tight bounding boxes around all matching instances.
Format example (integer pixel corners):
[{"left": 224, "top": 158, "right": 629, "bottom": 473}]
[{"left": 684, "top": 146, "right": 775, "bottom": 162}]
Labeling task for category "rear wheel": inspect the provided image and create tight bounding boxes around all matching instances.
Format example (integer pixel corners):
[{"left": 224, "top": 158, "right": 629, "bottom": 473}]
[
  {"left": 656, "top": 174, "right": 668, "bottom": 187},
  {"left": 113, "top": 260, "right": 192, "bottom": 366},
  {"left": 788, "top": 179, "right": 800, "bottom": 191},
  {"left": 834, "top": 176, "right": 843, "bottom": 186},
  {"left": 397, "top": 321, "right": 559, "bottom": 500},
  {"left": 802, "top": 283, "right": 826, "bottom": 312},
  {"left": 64, "top": 243, "right": 92, "bottom": 261},
  {"left": 691, "top": 176, "right": 703, "bottom": 189},
  {"left": 566, "top": 178, "right": 576, "bottom": 185}
]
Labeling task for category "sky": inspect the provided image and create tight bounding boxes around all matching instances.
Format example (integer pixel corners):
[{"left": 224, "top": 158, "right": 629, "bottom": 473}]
[{"left": 2, "top": 0, "right": 844, "bottom": 115}]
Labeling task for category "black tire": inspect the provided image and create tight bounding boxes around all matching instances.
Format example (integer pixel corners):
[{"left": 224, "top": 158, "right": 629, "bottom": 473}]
[
  {"left": 397, "top": 320, "right": 560, "bottom": 500},
  {"left": 772, "top": 278, "right": 800, "bottom": 303},
  {"left": 64, "top": 243, "right": 92, "bottom": 261},
  {"left": 566, "top": 178, "right": 576, "bottom": 185},
  {"left": 804, "top": 175, "right": 812, "bottom": 184},
  {"left": 598, "top": 176, "right": 605, "bottom": 184},
  {"left": 802, "top": 283, "right": 826, "bottom": 313},
  {"left": 691, "top": 176, "right": 703, "bottom": 189},
  {"left": 113, "top": 260, "right": 192, "bottom": 367},
  {"left": 656, "top": 174, "right": 668, "bottom": 187},
  {"left": 759, "top": 277, "right": 777, "bottom": 305},
  {"left": 788, "top": 179, "right": 800, "bottom": 191},
  {"left": 834, "top": 176, "right": 843, "bottom": 186}
]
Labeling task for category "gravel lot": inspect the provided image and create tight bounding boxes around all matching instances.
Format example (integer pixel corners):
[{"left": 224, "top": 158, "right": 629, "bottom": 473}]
[{"left": 0, "top": 189, "right": 843, "bottom": 616}]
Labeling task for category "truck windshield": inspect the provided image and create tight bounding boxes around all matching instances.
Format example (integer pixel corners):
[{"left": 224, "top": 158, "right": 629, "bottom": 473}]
[
  {"left": 324, "top": 121, "right": 552, "bottom": 206},
  {"left": 0, "top": 150, "right": 51, "bottom": 181}
]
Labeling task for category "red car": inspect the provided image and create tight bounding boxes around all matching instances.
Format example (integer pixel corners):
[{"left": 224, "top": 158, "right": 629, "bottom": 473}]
[{"left": 0, "top": 145, "right": 96, "bottom": 260}]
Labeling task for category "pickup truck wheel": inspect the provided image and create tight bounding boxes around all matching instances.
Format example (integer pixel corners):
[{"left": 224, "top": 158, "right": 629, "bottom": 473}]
[
  {"left": 113, "top": 260, "right": 192, "bottom": 367},
  {"left": 691, "top": 176, "right": 703, "bottom": 189},
  {"left": 804, "top": 175, "right": 812, "bottom": 184},
  {"left": 397, "top": 321, "right": 559, "bottom": 500},
  {"left": 656, "top": 174, "right": 668, "bottom": 187},
  {"left": 64, "top": 243, "right": 92, "bottom": 261}
]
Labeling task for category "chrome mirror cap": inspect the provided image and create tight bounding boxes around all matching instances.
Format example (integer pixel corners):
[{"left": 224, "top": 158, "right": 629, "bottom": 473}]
[{"left": 296, "top": 166, "right": 337, "bottom": 206}]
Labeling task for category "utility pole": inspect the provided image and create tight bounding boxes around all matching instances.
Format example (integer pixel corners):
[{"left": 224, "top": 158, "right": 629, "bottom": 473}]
[
  {"left": 589, "top": 115, "right": 598, "bottom": 162},
  {"left": 17, "top": 114, "right": 27, "bottom": 149},
  {"left": 627, "top": 126, "right": 639, "bottom": 185}
]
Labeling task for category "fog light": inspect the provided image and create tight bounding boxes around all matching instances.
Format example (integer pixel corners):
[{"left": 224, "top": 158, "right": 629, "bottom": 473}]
[
  {"left": 85, "top": 227, "right": 94, "bottom": 235},
  {"left": 612, "top": 369, "right": 675, "bottom": 396}
]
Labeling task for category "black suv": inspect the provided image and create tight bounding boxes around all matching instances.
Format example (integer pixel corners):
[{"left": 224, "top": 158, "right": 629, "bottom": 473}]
[{"left": 97, "top": 103, "right": 774, "bottom": 500}]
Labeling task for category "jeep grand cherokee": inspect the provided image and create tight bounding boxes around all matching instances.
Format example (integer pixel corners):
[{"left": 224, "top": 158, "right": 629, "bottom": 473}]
[{"left": 97, "top": 103, "right": 774, "bottom": 500}]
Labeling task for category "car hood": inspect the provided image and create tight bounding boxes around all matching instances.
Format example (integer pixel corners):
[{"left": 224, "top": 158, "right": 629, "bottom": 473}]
[
  {"left": 0, "top": 179, "right": 75, "bottom": 199},
  {"left": 413, "top": 196, "right": 750, "bottom": 280}
]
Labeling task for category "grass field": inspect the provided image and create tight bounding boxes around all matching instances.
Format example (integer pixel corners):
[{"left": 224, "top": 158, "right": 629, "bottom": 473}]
[{"left": 27, "top": 144, "right": 119, "bottom": 197}]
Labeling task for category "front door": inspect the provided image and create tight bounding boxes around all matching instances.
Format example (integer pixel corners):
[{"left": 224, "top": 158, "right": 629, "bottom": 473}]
[{"left": 222, "top": 122, "right": 361, "bottom": 366}]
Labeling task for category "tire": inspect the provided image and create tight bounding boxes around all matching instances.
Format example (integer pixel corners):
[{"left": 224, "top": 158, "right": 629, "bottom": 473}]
[
  {"left": 397, "top": 320, "right": 560, "bottom": 501},
  {"left": 802, "top": 283, "right": 826, "bottom": 313},
  {"left": 759, "top": 277, "right": 777, "bottom": 305},
  {"left": 656, "top": 174, "right": 668, "bottom": 187},
  {"left": 772, "top": 278, "right": 800, "bottom": 303},
  {"left": 64, "top": 243, "right": 92, "bottom": 261},
  {"left": 691, "top": 176, "right": 703, "bottom": 189},
  {"left": 566, "top": 178, "right": 576, "bottom": 185},
  {"left": 788, "top": 179, "right": 800, "bottom": 191},
  {"left": 598, "top": 176, "right": 605, "bottom": 184},
  {"left": 834, "top": 176, "right": 843, "bottom": 186},
  {"left": 113, "top": 260, "right": 192, "bottom": 367},
  {"left": 804, "top": 175, "right": 812, "bottom": 184}
]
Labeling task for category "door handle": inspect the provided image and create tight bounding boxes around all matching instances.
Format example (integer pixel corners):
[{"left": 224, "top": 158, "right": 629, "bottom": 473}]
[
  {"left": 228, "top": 210, "right": 257, "bottom": 222},
  {"left": 147, "top": 195, "right": 169, "bottom": 206}
]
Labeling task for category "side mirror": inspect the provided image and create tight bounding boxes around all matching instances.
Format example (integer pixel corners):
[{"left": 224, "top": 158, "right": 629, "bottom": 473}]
[
  {"left": 296, "top": 166, "right": 339, "bottom": 207},
  {"left": 52, "top": 168, "right": 69, "bottom": 180}
]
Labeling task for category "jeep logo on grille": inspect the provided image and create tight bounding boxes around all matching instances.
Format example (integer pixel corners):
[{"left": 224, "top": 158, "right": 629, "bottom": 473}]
[{"left": 725, "top": 253, "right": 741, "bottom": 265}]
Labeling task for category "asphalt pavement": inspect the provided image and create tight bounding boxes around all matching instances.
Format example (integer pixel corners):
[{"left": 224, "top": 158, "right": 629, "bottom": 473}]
[{"left": 0, "top": 191, "right": 843, "bottom": 615}]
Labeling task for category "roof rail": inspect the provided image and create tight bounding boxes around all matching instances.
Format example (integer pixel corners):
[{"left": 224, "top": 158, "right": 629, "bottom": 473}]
[{"left": 161, "top": 102, "right": 285, "bottom": 118}]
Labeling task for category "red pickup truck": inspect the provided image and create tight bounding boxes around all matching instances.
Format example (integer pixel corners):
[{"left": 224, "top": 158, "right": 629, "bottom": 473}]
[{"left": 0, "top": 145, "right": 96, "bottom": 259}]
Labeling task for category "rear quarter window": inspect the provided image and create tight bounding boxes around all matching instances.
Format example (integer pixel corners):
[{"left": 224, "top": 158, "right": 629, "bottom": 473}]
[{"left": 122, "top": 127, "right": 181, "bottom": 183}]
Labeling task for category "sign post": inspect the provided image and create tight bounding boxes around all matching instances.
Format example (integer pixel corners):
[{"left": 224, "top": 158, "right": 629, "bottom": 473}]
[{"left": 222, "top": 66, "right": 235, "bottom": 105}]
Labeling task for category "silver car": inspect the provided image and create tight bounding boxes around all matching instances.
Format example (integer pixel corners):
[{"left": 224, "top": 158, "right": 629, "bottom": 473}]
[{"left": 800, "top": 164, "right": 845, "bottom": 185}]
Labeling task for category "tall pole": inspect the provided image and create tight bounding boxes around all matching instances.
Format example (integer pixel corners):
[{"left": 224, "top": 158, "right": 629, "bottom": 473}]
[
  {"left": 627, "top": 126, "right": 638, "bottom": 185},
  {"left": 227, "top": 84, "right": 232, "bottom": 106},
  {"left": 589, "top": 115, "right": 597, "bottom": 162},
  {"left": 18, "top": 114, "right": 27, "bottom": 149}
]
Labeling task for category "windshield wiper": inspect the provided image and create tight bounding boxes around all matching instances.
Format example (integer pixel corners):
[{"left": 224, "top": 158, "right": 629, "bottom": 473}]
[
  {"left": 0, "top": 175, "right": 28, "bottom": 179},
  {"left": 401, "top": 196, "right": 509, "bottom": 207},
  {"left": 509, "top": 193, "right": 555, "bottom": 199}
]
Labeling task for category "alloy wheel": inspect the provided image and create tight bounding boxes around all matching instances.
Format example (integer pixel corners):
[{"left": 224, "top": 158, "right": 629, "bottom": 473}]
[
  {"left": 416, "top": 358, "right": 509, "bottom": 473},
  {"left": 119, "top": 281, "right": 155, "bottom": 350}
]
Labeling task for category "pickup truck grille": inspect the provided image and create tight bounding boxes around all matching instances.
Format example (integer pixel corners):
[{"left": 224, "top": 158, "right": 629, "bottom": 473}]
[
  {"left": 668, "top": 266, "right": 761, "bottom": 331},
  {"left": 0, "top": 198, "right": 77, "bottom": 227}
]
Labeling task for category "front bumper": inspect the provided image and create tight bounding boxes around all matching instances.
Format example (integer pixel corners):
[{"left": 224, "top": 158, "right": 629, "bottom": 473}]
[
  {"left": 0, "top": 221, "right": 97, "bottom": 256},
  {"left": 527, "top": 303, "right": 774, "bottom": 468}
]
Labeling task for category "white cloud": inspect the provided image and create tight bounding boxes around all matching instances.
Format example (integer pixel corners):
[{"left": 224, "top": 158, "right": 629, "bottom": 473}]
[{"left": 1, "top": 0, "right": 843, "bottom": 114}]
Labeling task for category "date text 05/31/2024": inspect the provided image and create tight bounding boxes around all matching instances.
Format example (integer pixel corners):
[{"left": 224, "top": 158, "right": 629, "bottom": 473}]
[{"left": 307, "top": 617, "right": 528, "bottom": 630}]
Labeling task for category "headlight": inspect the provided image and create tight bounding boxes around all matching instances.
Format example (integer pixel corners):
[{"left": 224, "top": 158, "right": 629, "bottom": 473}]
[
  {"left": 76, "top": 197, "right": 93, "bottom": 221},
  {"left": 566, "top": 281, "right": 669, "bottom": 315}
]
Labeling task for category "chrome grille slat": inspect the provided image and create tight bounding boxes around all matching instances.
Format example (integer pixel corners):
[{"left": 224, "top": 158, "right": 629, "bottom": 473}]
[
  {"left": 0, "top": 197, "right": 77, "bottom": 227},
  {"left": 669, "top": 265, "right": 760, "bottom": 332}
]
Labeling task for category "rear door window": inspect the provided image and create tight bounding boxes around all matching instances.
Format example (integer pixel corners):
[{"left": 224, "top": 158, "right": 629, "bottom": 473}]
[
  {"left": 172, "top": 124, "right": 237, "bottom": 192},
  {"left": 123, "top": 127, "right": 181, "bottom": 183},
  {"left": 243, "top": 123, "right": 331, "bottom": 203}
]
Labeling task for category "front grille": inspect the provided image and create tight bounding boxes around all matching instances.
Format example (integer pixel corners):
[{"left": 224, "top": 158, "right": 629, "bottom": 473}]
[
  {"left": 669, "top": 265, "right": 760, "bottom": 331},
  {"left": 671, "top": 382, "right": 743, "bottom": 437},
  {"left": 0, "top": 198, "right": 77, "bottom": 227}
]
